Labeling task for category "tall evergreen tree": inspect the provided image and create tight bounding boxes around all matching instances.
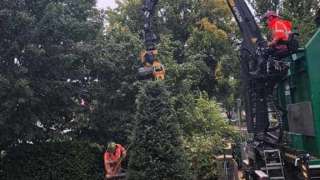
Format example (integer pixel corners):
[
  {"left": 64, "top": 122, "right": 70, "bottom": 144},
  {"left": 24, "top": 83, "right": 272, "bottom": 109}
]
[
  {"left": 128, "top": 82, "right": 189, "bottom": 180},
  {"left": 86, "top": 26, "right": 142, "bottom": 145}
]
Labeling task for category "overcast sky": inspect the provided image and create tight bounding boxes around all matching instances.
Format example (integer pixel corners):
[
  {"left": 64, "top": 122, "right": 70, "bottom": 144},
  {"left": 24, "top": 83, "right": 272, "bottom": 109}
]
[{"left": 96, "top": 0, "right": 117, "bottom": 9}]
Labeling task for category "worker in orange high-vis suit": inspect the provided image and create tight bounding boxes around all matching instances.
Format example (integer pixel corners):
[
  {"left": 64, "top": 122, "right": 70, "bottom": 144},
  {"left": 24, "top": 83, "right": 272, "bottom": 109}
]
[
  {"left": 263, "top": 11, "right": 293, "bottom": 53},
  {"left": 104, "top": 142, "right": 127, "bottom": 179},
  {"left": 251, "top": 11, "right": 293, "bottom": 75}
]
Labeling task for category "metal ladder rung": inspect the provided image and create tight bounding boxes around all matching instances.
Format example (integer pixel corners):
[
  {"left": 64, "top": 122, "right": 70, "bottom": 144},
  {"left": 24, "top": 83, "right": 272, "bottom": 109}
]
[
  {"left": 270, "top": 177, "right": 285, "bottom": 180},
  {"left": 266, "top": 166, "right": 283, "bottom": 170},
  {"left": 266, "top": 163, "right": 282, "bottom": 166},
  {"left": 264, "top": 150, "right": 281, "bottom": 153},
  {"left": 264, "top": 149, "right": 285, "bottom": 179}
]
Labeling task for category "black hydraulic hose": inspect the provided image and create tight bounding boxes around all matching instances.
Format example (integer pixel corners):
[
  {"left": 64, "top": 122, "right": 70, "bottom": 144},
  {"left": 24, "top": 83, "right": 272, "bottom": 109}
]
[{"left": 142, "top": 0, "right": 158, "bottom": 50}]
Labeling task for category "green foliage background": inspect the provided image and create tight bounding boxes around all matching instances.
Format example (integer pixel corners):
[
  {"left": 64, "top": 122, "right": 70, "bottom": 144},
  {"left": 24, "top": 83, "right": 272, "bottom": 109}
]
[{"left": 0, "top": 0, "right": 319, "bottom": 179}]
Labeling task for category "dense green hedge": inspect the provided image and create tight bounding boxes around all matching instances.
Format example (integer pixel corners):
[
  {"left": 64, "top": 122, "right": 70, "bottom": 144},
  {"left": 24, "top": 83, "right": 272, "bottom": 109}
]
[{"left": 0, "top": 141, "right": 104, "bottom": 180}]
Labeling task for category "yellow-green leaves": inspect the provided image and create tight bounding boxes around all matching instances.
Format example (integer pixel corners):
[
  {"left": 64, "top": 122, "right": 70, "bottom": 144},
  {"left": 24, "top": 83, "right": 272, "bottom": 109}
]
[{"left": 198, "top": 17, "right": 228, "bottom": 40}]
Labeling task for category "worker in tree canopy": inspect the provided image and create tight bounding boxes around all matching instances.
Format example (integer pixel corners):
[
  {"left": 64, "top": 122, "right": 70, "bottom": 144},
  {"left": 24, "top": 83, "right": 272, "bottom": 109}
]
[
  {"left": 104, "top": 142, "right": 127, "bottom": 179},
  {"left": 262, "top": 11, "right": 292, "bottom": 52}
]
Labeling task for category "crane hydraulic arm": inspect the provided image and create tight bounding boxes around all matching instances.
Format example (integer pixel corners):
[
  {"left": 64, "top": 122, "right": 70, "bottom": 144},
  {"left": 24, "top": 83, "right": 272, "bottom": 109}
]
[
  {"left": 226, "top": 0, "right": 266, "bottom": 54},
  {"left": 138, "top": 0, "right": 165, "bottom": 81},
  {"left": 226, "top": 0, "right": 271, "bottom": 135},
  {"left": 142, "top": 0, "right": 158, "bottom": 51}
]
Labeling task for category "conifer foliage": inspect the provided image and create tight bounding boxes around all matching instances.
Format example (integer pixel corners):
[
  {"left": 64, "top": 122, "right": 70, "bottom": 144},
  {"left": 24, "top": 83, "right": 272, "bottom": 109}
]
[{"left": 128, "top": 82, "right": 189, "bottom": 180}]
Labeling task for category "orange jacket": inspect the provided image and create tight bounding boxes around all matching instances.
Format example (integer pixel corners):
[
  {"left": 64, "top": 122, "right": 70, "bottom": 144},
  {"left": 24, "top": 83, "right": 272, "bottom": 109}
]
[
  {"left": 267, "top": 18, "right": 292, "bottom": 43},
  {"left": 104, "top": 144, "right": 126, "bottom": 162}
]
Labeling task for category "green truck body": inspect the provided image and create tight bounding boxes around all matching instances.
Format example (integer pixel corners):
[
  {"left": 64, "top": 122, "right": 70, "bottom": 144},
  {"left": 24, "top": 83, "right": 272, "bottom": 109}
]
[{"left": 279, "top": 29, "right": 320, "bottom": 157}]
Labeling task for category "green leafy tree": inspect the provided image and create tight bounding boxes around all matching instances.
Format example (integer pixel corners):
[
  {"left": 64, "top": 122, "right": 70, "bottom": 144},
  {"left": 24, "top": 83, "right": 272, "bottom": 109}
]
[
  {"left": 128, "top": 82, "right": 190, "bottom": 180},
  {"left": 185, "top": 17, "right": 231, "bottom": 96},
  {"left": 106, "top": 0, "right": 238, "bottom": 92},
  {"left": 282, "top": 0, "right": 320, "bottom": 44},
  {"left": 182, "top": 95, "right": 238, "bottom": 179},
  {"left": 0, "top": 0, "right": 103, "bottom": 149}
]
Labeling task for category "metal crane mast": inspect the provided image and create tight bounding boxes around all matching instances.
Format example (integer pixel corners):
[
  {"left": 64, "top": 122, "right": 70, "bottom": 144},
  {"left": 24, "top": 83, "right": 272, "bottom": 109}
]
[
  {"left": 226, "top": 0, "right": 288, "bottom": 143},
  {"left": 142, "top": 0, "right": 158, "bottom": 51},
  {"left": 138, "top": 0, "right": 165, "bottom": 81}
]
